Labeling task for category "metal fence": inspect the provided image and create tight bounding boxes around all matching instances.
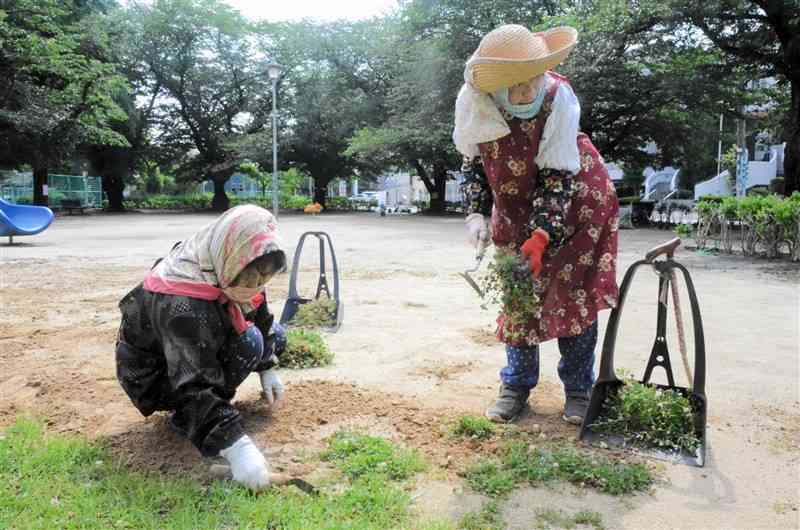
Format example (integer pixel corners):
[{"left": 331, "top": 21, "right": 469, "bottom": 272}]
[{"left": 0, "top": 171, "right": 103, "bottom": 207}]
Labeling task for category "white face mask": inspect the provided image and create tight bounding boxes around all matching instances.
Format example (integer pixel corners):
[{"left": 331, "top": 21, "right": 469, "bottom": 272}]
[{"left": 224, "top": 285, "right": 262, "bottom": 305}]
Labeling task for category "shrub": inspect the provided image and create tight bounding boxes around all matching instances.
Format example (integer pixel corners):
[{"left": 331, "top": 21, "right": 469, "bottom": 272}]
[
  {"left": 326, "top": 197, "right": 352, "bottom": 211},
  {"left": 674, "top": 224, "right": 692, "bottom": 239},
  {"left": 617, "top": 196, "right": 641, "bottom": 206},
  {"left": 694, "top": 193, "right": 800, "bottom": 260}
]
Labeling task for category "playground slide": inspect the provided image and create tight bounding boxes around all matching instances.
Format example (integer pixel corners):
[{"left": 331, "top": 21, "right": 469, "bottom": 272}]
[{"left": 0, "top": 198, "right": 54, "bottom": 243}]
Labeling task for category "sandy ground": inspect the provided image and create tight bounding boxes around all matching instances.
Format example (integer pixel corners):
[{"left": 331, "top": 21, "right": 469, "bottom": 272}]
[{"left": 0, "top": 211, "right": 798, "bottom": 529}]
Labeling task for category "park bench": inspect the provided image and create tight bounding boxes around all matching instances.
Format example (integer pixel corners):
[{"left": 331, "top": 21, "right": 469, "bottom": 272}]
[{"left": 60, "top": 198, "right": 85, "bottom": 215}]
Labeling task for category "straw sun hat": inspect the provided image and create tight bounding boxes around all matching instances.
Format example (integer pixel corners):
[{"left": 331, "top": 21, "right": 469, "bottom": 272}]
[{"left": 465, "top": 25, "right": 578, "bottom": 94}]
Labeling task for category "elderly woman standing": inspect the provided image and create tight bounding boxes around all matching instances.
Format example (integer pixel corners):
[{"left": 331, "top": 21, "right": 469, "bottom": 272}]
[{"left": 454, "top": 25, "right": 619, "bottom": 424}]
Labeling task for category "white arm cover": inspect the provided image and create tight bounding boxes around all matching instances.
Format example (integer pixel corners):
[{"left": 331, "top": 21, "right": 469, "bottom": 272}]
[
  {"left": 535, "top": 83, "right": 582, "bottom": 173},
  {"left": 452, "top": 83, "right": 510, "bottom": 158}
]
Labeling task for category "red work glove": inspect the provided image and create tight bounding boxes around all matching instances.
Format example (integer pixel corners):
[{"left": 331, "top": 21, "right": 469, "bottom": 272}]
[{"left": 520, "top": 230, "right": 549, "bottom": 277}]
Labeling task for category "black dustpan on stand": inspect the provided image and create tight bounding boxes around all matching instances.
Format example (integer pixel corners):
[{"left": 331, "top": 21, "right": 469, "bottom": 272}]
[
  {"left": 279, "top": 231, "right": 343, "bottom": 332},
  {"left": 579, "top": 238, "right": 708, "bottom": 467}
]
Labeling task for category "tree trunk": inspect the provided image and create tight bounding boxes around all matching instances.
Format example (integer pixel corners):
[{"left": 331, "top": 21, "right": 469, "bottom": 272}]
[
  {"left": 103, "top": 174, "right": 126, "bottom": 211},
  {"left": 784, "top": 78, "right": 800, "bottom": 196},
  {"left": 429, "top": 168, "right": 448, "bottom": 213},
  {"left": 411, "top": 159, "right": 448, "bottom": 213},
  {"left": 33, "top": 166, "right": 48, "bottom": 206},
  {"left": 314, "top": 184, "right": 327, "bottom": 207},
  {"left": 211, "top": 177, "right": 229, "bottom": 211}
]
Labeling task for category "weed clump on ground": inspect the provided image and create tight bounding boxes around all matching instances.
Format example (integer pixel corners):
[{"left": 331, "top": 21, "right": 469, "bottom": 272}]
[
  {"left": 590, "top": 380, "right": 701, "bottom": 454},
  {"left": 282, "top": 329, "right": 333, "bottom": 368},
  {"left": 464, "top": 460, "right": 517, "bottom": 497},
  {"left": 292, "top": 298, "right": 337, "bottom": 328},
  {"left": 535, "top": 509, "right": 605, "bottom": 530},
  {"left": 321, "top": 430, "right": 427, "bottom": 481},
  {"left": 465, "top": 441, "right": 653, "bottom": 497},
  {"left": 459, "top": 500, "right": 504, "bottom": 530},
  {"left": 0, "top": 420, "right": 438, "bottom": 530},
  {"left": 452, "top": 415, "right": 496, "bottom": 441}
]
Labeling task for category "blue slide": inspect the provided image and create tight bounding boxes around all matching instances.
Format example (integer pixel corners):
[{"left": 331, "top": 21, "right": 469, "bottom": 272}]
[{"left": 0, "top": 198, "right": 54, "bottom": 244}]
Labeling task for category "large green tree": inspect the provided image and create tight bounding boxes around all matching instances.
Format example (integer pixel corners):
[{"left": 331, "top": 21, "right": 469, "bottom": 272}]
[
  {"left": 347, "top": 0, "right": 563, "bottom": 212},
  {"left": 253, "top": 19, "right": 393, "bottom": 205},
  {"left": 126, "top": 0, "right": 269, "bottom": 210},
  {"left": 0, "top": 0, "right": 128, "bottom": 206},
  {"left": 666, "top": 0, "right": 800, "bottom": 194}
]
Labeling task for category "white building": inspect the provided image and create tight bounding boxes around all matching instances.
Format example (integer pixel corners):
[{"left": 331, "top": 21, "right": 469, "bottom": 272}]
[
  {"left": 694, "top": 143, "right": 784, "bottom": 199},
  {"left": 379, "top": 170, "right": 461, "bottom": 208}
]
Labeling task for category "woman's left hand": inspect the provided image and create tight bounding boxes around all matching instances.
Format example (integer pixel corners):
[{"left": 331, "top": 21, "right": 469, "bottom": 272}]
[
  {"left": 521, "top": 230, "right": 549, "bottom": 277},
  {"left": 259, "top": 369, "right": 285, "bottom": 408}
]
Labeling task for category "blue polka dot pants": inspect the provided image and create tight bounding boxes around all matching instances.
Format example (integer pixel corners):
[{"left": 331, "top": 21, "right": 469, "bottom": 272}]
[
  {"left": 500, "top": 321, "right": 597, "bottom": 396},
  {"left": 221, "top": 322, "right": 287, "bottom": 392}
]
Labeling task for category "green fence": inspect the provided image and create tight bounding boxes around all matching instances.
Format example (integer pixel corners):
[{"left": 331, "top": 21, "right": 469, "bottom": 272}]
[{"left": 0, "top": 171, "right": 103, "bottom": 207}]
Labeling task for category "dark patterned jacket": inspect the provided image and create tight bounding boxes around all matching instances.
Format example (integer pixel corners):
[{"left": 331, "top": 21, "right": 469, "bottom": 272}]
[{"left": 115, "top": 284, "right": 279, "bottom": 456}]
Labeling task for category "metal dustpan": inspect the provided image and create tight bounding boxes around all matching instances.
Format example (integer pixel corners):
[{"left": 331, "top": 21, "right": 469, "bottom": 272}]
[
  {"left": 579, "top": 238, "right": 708, "bottom": 467},
  {"left": 279, "top": 231, "right": 343, "bottom": 332}
]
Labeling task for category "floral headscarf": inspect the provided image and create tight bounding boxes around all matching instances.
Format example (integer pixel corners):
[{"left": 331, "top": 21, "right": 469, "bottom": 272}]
[{"left": 143, "top": 205, "right": 283, "bottom": 334}]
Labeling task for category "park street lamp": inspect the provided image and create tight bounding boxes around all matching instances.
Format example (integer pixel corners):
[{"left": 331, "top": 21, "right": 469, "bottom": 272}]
[{"left": 266, "top": 62, "right": 282, "bottom": 217}]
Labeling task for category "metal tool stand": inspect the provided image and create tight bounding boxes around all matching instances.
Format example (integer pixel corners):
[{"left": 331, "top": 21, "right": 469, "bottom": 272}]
[
  {"left": 279, "top": 231, "right": 342, "bottom": 332},
  {"left": 579, "top": 238, "right": 708, "bottom": 467}
]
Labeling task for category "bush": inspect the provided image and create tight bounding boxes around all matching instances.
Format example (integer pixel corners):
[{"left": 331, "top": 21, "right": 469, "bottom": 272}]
[
  {"left": 695, "top": 193, "right": 800, "bottom": 260},
  {"left": 326, "top": 197, "right": 352, "bottom": 211},
  {"left": 282, "top": 194, "right": 312, "bottom": 210}
]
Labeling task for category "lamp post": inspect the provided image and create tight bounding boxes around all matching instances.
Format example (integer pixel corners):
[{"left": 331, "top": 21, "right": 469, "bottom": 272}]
[{"left": 266, "top": 62, "right": 282, "bottom": 217}]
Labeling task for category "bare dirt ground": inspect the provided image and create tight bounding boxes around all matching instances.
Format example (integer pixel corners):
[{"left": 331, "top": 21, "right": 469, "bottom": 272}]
[{"left": 1, "top": 211, "right": 798, "bottom": 529}]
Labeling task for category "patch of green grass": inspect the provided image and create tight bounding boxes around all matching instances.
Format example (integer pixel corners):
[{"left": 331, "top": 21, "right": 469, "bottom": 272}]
[
  {"left": 464, "top": 461, "right": 517, "bottom": 497},
  {"left": 452, "top": 415, "right": 497, "bottom": 441},
  {"left": 321, "top": 430, "right": 427, "bottom": 481},
  {"left": 590, "top": 380, "right": 701, "bottom": 454},
  {"left": 535, "top": 509, "right": 604, "bottom": 530},
  {"left": 465, "top": 442, "right": 653, "bottom": 497},
  {"left": 282, "top": 329, "right": 334, "bottom": 368},
  {"left": 459, "top": 500, "right": 505, "bottom": 530},
  {"left": 292, "top": 298, "right": 337, "bottom": 328},
  {"left": 0, "top": 419, "right": 432, "bottom": 529}
]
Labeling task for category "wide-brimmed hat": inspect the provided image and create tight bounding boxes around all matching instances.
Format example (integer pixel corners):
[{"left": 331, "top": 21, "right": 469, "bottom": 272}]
[{"left": 465, "top": 25, "right": 578, "bottom": 93}]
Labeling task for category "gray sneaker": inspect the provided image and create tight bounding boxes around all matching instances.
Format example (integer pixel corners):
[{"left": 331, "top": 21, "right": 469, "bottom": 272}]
[
  {"left": 563, "top": 393, "right": 590, "bottom": 425},
  {"left": 485, "top": 384, "right": 530, "bottom": 423}
]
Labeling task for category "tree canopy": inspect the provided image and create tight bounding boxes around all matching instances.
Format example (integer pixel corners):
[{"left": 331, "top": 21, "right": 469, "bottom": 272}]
[{"left": 0, "top": 0, "right": 793, "bottom": 209}]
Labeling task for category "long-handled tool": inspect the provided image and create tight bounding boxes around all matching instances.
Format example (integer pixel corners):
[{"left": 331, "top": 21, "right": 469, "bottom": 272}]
[{"left": 460, "top": 238, "right": 489, "bottom": 297}]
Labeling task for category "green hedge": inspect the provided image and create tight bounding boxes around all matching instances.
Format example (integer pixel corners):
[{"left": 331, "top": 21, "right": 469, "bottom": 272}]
[
  {"left": 695, "top": 192, "right": 800, "bottom": 260},
  {"left": 617, "top": 196, "right": 641, "bottom": 206},
  {"left": 122, "top": 193, "right": 315, "bottom": 212}
]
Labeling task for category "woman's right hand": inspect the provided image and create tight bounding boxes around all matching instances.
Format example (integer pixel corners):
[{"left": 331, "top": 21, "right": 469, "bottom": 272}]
[{"left": 465, "top": 213, "right": 490, "bottom": 248}]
